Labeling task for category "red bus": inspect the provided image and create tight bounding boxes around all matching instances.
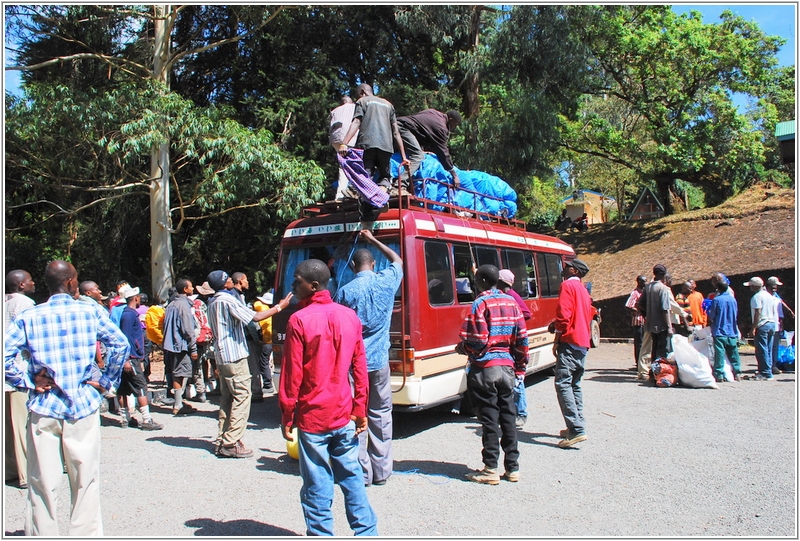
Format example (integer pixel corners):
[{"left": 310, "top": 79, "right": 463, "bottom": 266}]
[{"left": 271, "top": 189, "right": 600, "bottom": 411}]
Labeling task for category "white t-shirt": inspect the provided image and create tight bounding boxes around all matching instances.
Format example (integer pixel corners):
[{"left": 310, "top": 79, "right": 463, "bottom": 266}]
[{"left": 750, "top": 289, "right": 779, "bottom": 328}]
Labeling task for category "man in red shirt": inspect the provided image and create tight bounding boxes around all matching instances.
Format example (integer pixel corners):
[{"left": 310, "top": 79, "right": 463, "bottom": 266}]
[
  {"left": 279, "top": 259, "right": 377, "bottom": 536},
  {"left": 552, "top": 258, "right": 593, "bottom": 448}
]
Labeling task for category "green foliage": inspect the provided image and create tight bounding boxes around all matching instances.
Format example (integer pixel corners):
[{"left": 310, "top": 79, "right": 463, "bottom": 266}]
[{"left": 5, "top": 81, "right": 325, "bottom": 290}]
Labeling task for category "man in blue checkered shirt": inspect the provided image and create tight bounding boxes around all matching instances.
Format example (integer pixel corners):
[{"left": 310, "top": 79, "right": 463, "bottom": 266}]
[{"left": 5, "top": 260, "right": 129, "bottom": 536}]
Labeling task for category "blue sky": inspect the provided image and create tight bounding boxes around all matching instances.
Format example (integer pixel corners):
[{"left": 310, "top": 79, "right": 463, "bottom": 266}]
[
  {"left": 4, "top": 4, "right": 797, "bottom": 96},
  {"left": 672, "top": 3, "right": 796, "bottom": 67}
]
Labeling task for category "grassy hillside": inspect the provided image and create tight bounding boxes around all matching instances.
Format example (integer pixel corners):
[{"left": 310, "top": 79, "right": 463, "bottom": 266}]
[{"left": 543, "top": 185, "right": 796, "bottom": 338}]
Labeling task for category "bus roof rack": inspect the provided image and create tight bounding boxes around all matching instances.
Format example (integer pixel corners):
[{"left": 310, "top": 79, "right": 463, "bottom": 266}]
[{"left": 305, "top": 177, "right": 528, "bottom": 230}]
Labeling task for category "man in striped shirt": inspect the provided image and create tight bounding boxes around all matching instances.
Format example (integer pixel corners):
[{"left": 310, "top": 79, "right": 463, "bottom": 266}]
[
  {"left": 4, "top": 260, "right": 129, "bottom": 536},
  {"left": 205, "top": 270, "right": 291, "bottom": 458},
  {"left": 457, "top": 264, "right": 528, "bottom": 485}
]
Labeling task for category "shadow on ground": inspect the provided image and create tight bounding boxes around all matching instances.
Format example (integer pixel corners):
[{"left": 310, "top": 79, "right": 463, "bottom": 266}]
[{"left": 185, "top": 517, "right": 298, "bottom": 536}]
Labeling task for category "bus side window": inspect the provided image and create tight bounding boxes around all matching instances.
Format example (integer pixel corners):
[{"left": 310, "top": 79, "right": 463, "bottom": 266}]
[
  {"left": 502, "top": 249, "right": 529, "bottom": 299},
  {"left": 425, "top": 241, "right": 454, "bottom": 306},
  {"left": 474, "top": 246, "right": 499, "bottom": 268},
  {"left": 536, "top": 252, "right": 563, "bottom": 297},
  {"left": 453, "top": 244, "right": 475, "bottom": 303},
  {"left": 525, "top": 252, "right": 538, "bottom": 297}
]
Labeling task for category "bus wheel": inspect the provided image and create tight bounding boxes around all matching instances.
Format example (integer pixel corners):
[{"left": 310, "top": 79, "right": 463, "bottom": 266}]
[{"left": 590, "top": 319, "right": 601, "bottom": 348}]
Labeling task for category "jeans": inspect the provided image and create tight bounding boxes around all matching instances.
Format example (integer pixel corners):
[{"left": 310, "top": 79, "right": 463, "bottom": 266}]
[
  {"left": 467, "top": 364, "right": 519, "bottom": 472},
  {"left": 754, "top": 322, "right": 776, "bottom": 377},
  {"left": 298, "top": 422, "right": 378, "bottom": 536},
  {"left": 772, "top": 329, "right": 783, "bottom": 370},
  {"left": 712, "top": 335, "right": 742, "bottom": 380},
  {"left": 513, "top": 376, "right": 527, "bottom": 418},
  {"left": 554, "top": 343, "right": 587, "bottom": 435}
]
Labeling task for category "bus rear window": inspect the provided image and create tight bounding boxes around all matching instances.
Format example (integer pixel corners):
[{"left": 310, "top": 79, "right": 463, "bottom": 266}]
[{"left": 279, "top": 240, "right": 401, "bottom": 300}]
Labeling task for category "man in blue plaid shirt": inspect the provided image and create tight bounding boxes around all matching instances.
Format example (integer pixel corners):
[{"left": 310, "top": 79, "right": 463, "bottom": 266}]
[{"left": 5, "top": 260, "right": 129, "bottom": 536}]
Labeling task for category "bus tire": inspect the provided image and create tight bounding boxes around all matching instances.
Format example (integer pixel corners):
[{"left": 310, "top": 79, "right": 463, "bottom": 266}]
[{"left": 590, "top": 319, "right": 601, "bottom": 348}]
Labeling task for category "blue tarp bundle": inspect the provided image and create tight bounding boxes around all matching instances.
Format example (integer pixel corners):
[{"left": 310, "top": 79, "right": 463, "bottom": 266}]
[{"left": 388, "top": 153, "right": 517, "bottom": 218}]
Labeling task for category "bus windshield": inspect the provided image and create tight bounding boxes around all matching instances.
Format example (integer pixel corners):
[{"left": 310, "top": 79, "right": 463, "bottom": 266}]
[{"left": 278, "top": 240, "right": 402, "bottom": 300}]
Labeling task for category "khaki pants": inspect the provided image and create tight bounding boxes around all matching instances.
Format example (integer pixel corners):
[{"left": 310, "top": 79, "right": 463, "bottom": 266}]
[
  {"left": 26, "top": 410, "right": 103, "bottom": 536},
  {"left": 5, "top": 390, "right": 28, "bottom": 485},
  {"left": 217, "top": 357, "right": 252, "bottom": 446},
  {"left": 637, "top": 331, "right": 652, "bottom": 379}
]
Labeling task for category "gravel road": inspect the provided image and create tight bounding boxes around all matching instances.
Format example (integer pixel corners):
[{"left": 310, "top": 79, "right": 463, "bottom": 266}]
[{"left": 3, "top": 343, "right": 796, "bottom": 537}]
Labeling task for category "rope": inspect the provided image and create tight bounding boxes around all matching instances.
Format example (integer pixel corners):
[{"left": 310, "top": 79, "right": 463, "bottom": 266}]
[{"left": 393, "top": 468, "right": 452, "bottom": 485}]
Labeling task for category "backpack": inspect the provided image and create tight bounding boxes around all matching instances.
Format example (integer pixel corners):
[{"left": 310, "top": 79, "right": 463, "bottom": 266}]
[
  {"left": 144, "top": 304, "right": 165, "bottom": 346},
  {"left": 193, "top": 299, "right": 213, "bottom": 344}
]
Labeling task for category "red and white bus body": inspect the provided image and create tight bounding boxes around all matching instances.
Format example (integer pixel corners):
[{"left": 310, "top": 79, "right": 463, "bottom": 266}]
[{"left": 272, "top": 200, "right": 576, "bottom": 412}]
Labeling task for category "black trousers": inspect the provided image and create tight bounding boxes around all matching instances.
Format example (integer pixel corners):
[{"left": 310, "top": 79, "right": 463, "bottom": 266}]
[{"left": 467, "top": 364, "right": 519, "bottom": 472}]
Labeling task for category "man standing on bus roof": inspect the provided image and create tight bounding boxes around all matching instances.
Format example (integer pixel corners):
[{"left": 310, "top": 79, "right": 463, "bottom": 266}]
[
  {"left": 333, "top": 228, "right": 403, "bottom": 487},
  {"left": 457, "top": 264, "right": 528, "bottom": 485},
  {"left": 396, "top": 108, "right": 462, "bottom": 193},
  {"left": 552, "top": 258, "right": 593, "bottom": 448}
]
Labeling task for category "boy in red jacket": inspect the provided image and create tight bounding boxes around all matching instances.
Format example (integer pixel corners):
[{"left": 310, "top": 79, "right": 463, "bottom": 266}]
[
  {"left": 279, "top": 259, "right": 377, "bottom": 536},
  {"left": 552, "top": 258, "right": 593, "bottom": 448}
]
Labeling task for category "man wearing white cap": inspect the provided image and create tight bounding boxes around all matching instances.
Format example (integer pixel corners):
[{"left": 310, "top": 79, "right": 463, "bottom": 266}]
[
  {"left": 116, "top": 285, "right": 163, "bottom": 430},
  {"left": 744, "top": 276, "right": 780, "bottom": 380},
  {"left": 766, "top": 276, "right": 793, "bottom": 374}
]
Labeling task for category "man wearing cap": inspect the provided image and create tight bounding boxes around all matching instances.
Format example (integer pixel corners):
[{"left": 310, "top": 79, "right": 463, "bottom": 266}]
[
  {"left": 458, "top": 264, "right": 528, "bottom": 483},
  {"left": 205, "top": 270, "right": 292, "bottom": 458},
  {"left": 744, "top": 276, "right": 780, "bottom": 380},
  {"left": 116, "top": 285, "right": 163, "bottom": 430},
  {"left": 706, "top": 278, "right": 742, "bottom": 382},
  {"left": 497, "top": 268, "right": 531, "bottom": 428},
  {"left": 162, "top": 278, "right": 199, "bottom": 415},
  {"left": 637, "top": 264, "right": 674, "bottom": 370},
  {"left": 396, "top": 108, "right": 462, "bottom": 193},
  {"left": 552, "top": 258, "right": 593, "bottom": 448},
  {"left": 767, "top": 276, "right": 794, "bottom": 374}
]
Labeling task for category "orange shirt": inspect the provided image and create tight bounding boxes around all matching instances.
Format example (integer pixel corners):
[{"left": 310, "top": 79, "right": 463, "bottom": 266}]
[{"left": 687, "top": 290, "right": 707, "bottom": 327}]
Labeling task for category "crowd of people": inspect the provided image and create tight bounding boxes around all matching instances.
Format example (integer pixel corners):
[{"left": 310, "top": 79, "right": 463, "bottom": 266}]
[{"left": 624, "top": 265, "right": 793, "bottom": 383}]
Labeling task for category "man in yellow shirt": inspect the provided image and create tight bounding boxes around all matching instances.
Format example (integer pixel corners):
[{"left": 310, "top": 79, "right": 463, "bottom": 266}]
[{"left": 253, "top": 292, "right": 278, "bottom": 394}]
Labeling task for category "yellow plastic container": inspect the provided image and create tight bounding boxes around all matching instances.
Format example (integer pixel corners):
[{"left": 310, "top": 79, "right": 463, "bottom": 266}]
[{"left": 286, "top": 426, "right": 299, "bottom": 460}]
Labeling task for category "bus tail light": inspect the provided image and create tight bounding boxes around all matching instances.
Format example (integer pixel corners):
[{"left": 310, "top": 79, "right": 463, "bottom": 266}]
[{"left": 389, "top": 348, "right": 415, "bottom": 376}]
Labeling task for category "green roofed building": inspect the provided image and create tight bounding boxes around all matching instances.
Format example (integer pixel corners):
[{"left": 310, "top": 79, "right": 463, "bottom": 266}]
[{"left": 775, "top": 120, "right": 795, "bottom": 166}]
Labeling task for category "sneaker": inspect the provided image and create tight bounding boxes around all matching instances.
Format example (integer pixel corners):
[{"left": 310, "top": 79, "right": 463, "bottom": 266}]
[
  {"left": 262, "top": 386, "right": 276, "bottom": 396},
  {"left": 751, "top": 374, "right": 773, "bottom": 381},
  {"left": 733, "top": 373, "right": 742, "bottom": 381},
  {"left": 189, "top": 393, "right": 207, "bottom": 403},
  {"left": 465, "top": 468, "right": 500, "bottom": 485},
  {"left": 515, "top": 416, "right": 527, "bottom": 428},
  {"left": 140, "top": 419, "right": 163, "bottom": 431},
  {"left": 120, "top": 417, "right": 129, "bottom": 429},
  {"left": 218, "top": 440, "right": 254, "bottom": 459},
  {"left": 502, "top": 471, "right": 520, "bottom": 483},
  {"left": 772, "top": 367, "right": 782, "bottom": 375},
  {"left": 558, "top": 432, "right": 588, "bottom": 448}
]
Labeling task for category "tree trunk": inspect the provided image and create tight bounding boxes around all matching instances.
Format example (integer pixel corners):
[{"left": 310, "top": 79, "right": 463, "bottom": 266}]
[{"left": 150, "top": 5, "right": 173, "bottom": 303}]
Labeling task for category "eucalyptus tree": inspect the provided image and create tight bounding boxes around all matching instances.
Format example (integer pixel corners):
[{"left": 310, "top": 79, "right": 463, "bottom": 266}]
[{"left": 5, "top": 5, "right": 324, "bottom": 300}]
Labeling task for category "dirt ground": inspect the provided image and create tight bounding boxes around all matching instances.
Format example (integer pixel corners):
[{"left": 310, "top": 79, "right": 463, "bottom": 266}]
[{"left": 540, "top": 185, "right": 796, "bottom": 338}]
